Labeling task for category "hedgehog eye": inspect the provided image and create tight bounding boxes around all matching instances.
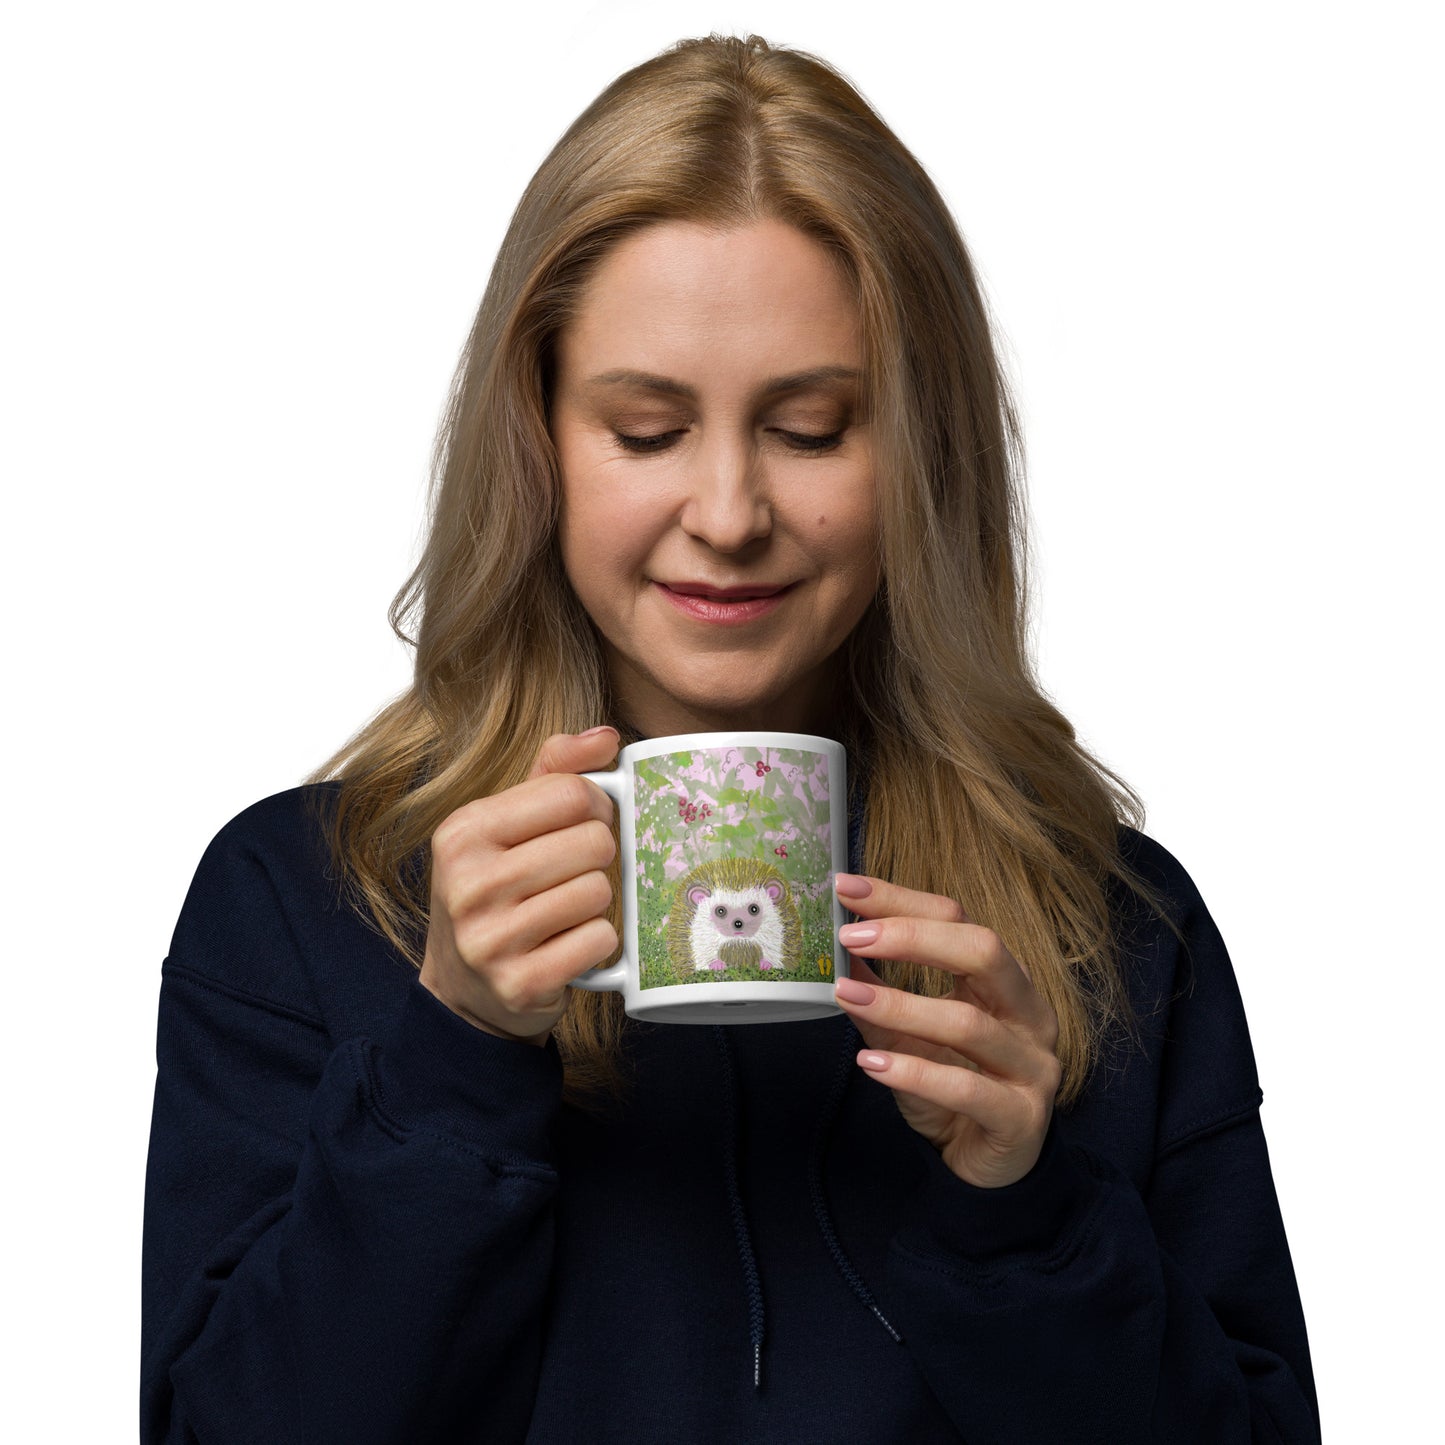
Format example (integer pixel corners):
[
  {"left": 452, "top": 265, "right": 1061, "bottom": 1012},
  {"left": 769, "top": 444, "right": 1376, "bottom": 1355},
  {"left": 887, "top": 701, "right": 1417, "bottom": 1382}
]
[
  {"left": 748, "top": 903, "right": 760, "bottom": 915},
  {"left": 714, "top": 905, "right": 727, "bottom": 918}
]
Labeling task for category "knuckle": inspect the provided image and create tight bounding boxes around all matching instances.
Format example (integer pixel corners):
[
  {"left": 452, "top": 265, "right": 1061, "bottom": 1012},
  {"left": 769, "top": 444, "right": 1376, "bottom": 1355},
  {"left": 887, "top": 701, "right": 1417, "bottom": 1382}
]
[
  {"left": 562, "top": 917, "right": 618, "bottom": 972},
  {"left": 430, "top": 813, "right": 466, "bottom": 863},
  {"left": 1039, "top": 1004, "right": 1061, "bottom": 1052},
  {"left": 534, "top": 732, "right": 572, "bottom": 771},
  {"left": 885, "top": 916, "right": 918, "bottom": 952},
  {"left": 578, "top": 869, "right": 613, "bottom": 914},
  {"left": 580, "top": 817, "right": 617, "bottom": 867},
  {"left": 431, "top": 870, "right": 465, "bottom": 918},
  {"left": 433, "top": 797, "right": 499, "bottom": 859},
  {"left": 489, "top": 971, "right": 529, "bottom": 1014},
  {"left": 969, "top": 925, "right": 1006, "bottom": 965},
  {"left": 947, "top": 997, "right": 984, "bottom": 1043},
  {"left": 588, "top": 916, "right": 620, "bottom": 956},
  {"left": 453, "top": 913, "right": 500, "bottom": 965},
  {"left": 1028, "top": 1089, "right": 1056, "bottom": 1135},
  {"left": 548, "top": 772, "right": 597, "bottom": 821}
]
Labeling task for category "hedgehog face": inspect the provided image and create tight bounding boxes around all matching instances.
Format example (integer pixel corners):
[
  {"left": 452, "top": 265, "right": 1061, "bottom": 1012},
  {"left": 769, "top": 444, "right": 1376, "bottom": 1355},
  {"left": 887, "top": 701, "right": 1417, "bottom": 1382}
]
[
  {"left": 711, "top": 899, "right": 763, "bottom": 938},
  {"left": 688, "top": 880, "right": 785, "bottom": 939}
]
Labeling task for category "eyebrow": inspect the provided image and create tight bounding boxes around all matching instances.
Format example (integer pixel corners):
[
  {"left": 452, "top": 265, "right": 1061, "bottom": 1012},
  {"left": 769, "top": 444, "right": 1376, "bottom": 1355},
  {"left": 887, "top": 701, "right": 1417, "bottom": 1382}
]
[{"left": 583, "top": 365, "right": 861, "bottom": 401}]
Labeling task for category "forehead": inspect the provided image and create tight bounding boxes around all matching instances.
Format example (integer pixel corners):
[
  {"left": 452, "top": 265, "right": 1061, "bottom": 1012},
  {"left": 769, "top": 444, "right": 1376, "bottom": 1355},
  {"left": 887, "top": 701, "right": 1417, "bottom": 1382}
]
[{"left": 556, "top": 218, "right": 861, "bottom": 383}]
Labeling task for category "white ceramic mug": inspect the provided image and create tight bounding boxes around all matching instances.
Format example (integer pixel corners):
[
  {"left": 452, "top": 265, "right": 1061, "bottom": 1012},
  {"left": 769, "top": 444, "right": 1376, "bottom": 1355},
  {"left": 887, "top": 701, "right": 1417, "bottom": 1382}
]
[{"left": 570, "top": 731, "right": 849, "bottom": 1023}]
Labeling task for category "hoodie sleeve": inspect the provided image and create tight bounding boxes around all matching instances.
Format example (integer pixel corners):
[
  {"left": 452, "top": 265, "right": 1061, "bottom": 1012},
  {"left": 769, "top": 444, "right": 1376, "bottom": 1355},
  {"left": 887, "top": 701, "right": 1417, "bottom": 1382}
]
[
  {"left": 882, "top": 848, "right": 1321, "bottom": 1445},
  {"left": 140, "top": 803, "right": 563, "bottom": 1444}
]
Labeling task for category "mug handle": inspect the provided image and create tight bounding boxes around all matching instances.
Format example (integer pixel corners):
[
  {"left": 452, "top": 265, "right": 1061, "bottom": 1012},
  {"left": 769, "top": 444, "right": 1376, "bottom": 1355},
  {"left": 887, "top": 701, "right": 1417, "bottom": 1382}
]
[{"left": 568, "top": 768, "right": 629, "bottom": 992}]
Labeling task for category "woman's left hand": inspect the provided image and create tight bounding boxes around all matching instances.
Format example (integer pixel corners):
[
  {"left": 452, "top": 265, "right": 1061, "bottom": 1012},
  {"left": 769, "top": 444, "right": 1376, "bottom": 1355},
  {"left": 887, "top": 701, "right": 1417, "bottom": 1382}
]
[{"left": 832, "top": 873, "right": 1063, "bottom": 1190}]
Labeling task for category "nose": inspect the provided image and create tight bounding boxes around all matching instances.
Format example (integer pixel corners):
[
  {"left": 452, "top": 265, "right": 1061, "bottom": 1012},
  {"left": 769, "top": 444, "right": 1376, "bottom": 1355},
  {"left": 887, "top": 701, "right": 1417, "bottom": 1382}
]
[{"left": 679, "top": 436, "right": 771, "bottom": 553}]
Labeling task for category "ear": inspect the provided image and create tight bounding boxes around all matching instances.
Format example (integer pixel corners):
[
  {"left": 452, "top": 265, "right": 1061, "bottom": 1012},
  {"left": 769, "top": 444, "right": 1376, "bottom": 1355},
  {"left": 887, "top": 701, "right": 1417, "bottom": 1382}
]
[
  {"left": 765, "top": 880, "right": 784, "bottom": 902},
  {"left": 687, "top": 885, "right": 711, "bottom": 906}
]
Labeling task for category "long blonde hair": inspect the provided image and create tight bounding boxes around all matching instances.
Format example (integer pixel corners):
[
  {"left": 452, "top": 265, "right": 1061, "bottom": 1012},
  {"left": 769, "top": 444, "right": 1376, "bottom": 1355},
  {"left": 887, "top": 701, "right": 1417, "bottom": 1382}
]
[{"left": 311, "top": 33, "right": 1152, "bottom": 1108}]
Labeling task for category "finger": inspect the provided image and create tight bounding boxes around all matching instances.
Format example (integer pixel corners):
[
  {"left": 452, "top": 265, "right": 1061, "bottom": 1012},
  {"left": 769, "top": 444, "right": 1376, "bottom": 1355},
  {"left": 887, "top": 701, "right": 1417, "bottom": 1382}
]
[
  {"left": 482, "top": 867, "right": 612, "bottom": 959},
  {"left": 836, "top": 956, "right": 920, "bottom": 1058},
  {"left": 838, "top": 916, "right": 1038, "bottom": 1022},
  {"left": 855, "top": 1048, "right": 1027, "bottom": 1136},
  {"left": 464, "top": 771, "right": 615, "bottom": 851},
  {"left": 834, "top": 975, "right": 1045, "bottom": 1081},
  {"left": 486, "top": 914, "right": 620, "bottom": 1019},
  {"left": 529, "top": 727, "right": 620, "bottom": 780},
  {"left": 485, "top": 817, "right": 617, "bottom": 905},
  {"left": 835, "top": 873, "right": 972, "bottom": 926}
]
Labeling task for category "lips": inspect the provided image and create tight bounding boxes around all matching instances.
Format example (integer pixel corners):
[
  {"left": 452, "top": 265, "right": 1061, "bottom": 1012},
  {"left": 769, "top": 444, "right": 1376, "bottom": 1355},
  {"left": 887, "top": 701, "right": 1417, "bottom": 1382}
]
[
  {"left": 662, "top": 581, "right": 792, "bottom": 600},
  {"left": 655, "top": 580, "right": 794, "bottom": 624}
]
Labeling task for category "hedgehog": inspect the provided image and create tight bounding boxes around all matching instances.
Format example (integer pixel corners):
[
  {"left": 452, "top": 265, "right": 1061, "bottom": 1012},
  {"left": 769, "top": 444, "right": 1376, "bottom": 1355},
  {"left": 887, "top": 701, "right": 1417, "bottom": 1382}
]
[{"left": 667, "top": 857, "right": 803, "bottom": 976}]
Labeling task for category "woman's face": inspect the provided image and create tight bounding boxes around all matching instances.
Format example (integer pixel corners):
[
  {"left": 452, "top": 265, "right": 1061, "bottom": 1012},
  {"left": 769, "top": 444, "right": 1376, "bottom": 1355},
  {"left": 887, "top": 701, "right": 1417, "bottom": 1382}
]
[{"left": 551, "top": 218, "right": 880, "bottom": 737}]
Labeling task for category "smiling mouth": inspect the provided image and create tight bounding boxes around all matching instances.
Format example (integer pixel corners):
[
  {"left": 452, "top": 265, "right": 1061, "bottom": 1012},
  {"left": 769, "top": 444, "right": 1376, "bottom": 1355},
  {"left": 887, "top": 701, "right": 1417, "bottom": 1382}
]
[
  {"left": 662, "top": 582, "right": 793, "bottom": 600},
  {"left": 654, "top": 581, "right": 795, "bottom": 623}
]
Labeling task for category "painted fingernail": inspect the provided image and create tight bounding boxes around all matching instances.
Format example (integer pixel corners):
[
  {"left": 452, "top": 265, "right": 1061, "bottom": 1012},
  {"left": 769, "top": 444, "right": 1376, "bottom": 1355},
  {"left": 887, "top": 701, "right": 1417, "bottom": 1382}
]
[
  {"left": 834, "top": 873, "right": 872, "bottom": 899},
  {"left": 838, "top": 923, "right": 880, "bottom": 946},
  {"left": 858, "top": 1052, "right": 890, "bottom": 1072},
  {"left": 834, "top": 976, "right": 875, "bottom": 1005}
]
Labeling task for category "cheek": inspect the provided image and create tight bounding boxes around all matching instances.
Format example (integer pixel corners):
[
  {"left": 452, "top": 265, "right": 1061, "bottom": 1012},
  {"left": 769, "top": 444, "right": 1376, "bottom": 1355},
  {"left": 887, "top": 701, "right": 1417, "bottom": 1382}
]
[
  {"left": 810, "top": 483, "right": 880, "bottom": 590},
  {"left": 556, "top": 432, "right": 626, "bottom": 593},
  {"left": 560, "top": 509, "right": 625, "bottom": 607}
]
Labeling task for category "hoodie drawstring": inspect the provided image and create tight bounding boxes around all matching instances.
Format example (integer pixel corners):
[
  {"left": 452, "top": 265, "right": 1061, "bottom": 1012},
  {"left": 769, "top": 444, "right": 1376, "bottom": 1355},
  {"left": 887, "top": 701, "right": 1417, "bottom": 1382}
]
[
  {"left": 711, "top": 1024, "right": 767, "bottom": 1389},
  {"left": 711, "top": 1020, "right": 903, "bottom": 1394},
  {"left": 807, "top": 1021, "right": 905, "bottom": 1345}
]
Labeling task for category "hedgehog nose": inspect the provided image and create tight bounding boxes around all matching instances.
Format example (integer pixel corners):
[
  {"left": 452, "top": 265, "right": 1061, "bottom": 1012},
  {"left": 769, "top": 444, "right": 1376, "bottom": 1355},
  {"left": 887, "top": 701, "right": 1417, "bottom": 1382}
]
[{"left": 732, "top": 919, "right": 744, "bottom": 930}]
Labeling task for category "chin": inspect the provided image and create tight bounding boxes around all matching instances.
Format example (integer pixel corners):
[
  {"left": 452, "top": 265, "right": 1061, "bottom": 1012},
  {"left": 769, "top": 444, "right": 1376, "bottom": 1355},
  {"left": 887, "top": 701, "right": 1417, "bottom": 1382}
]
[
  {"left": 609, "top": 644, "right": 839, "bottom": 735},
  {"left": 671, "top": 677, "right": 831, "bottom": 735}
]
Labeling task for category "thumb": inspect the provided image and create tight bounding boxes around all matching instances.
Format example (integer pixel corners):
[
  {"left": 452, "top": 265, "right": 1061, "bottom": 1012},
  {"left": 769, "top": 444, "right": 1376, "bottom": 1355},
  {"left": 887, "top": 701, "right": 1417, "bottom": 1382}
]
[{"left": 528, "top": 725, "right": 620, "bottom": 780}]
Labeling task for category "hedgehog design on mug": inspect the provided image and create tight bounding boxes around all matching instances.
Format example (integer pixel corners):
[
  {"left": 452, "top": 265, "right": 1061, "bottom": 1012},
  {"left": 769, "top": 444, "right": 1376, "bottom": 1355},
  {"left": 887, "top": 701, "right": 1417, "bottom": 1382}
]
[{"left": 668, "top": 857, "right": 803, "bottom": 975}]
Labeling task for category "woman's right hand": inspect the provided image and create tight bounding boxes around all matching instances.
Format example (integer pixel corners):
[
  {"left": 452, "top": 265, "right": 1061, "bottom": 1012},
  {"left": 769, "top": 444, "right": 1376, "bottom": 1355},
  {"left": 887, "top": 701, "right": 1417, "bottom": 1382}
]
[{"left": 418, "top": 727, "right": 621, "bottom": 1046}]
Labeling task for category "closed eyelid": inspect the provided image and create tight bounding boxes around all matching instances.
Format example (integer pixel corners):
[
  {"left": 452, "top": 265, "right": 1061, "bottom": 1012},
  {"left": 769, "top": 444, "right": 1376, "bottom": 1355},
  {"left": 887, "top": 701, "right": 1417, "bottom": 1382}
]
[
  {"left": 605, "top": 410, "right": 691, "bottom": 430},
  {"left": 770, "top": 408, "right": 848, "bottom": 431}
]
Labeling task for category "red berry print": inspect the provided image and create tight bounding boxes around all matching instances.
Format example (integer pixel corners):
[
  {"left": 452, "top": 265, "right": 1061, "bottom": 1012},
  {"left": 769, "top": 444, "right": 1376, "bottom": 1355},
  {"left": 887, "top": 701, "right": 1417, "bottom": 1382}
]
[{"left": 773, "top": 845, "right": 787, "bottom": 858}]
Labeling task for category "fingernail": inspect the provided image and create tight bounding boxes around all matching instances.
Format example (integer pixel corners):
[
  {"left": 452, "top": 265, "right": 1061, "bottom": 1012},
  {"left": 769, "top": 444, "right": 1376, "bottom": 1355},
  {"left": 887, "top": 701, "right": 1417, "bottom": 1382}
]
[
  {"left": 579, "top": 725, "right": 617, "bottom": 738},
  {"left": 834, "top": 975, "right": 875, "bottom": 1005},
  {"left": 858, "top": 1052, "right": 889, "bottom": 1072},
  {"left": 834, "top": 873, "right": 872, "bottom": 899},
  {"left": 838, "top": 923, "right": 880, "bottom": 946}
]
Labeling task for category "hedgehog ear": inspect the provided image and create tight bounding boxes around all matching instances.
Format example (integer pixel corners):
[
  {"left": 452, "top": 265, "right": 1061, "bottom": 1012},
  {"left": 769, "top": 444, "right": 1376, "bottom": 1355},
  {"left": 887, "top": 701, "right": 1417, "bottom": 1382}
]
[
  {"left": 687, "top": 885, "right": 711, "bottom": 906},
  {"left": 764, "top": 880, "right": 784, "bottom": 902}
]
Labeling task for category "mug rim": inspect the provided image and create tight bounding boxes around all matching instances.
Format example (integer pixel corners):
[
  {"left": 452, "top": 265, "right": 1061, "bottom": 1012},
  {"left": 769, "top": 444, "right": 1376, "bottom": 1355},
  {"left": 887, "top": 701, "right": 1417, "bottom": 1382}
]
[{"left": 616, "top": 730, "right": 844, "bottom": 764}]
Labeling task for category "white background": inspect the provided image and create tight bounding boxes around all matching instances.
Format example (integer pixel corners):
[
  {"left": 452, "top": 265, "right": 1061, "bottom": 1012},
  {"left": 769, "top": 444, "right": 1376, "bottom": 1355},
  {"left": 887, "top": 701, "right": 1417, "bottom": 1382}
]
[{"left": 5, "top": 1, "right": 1438, "bottom": 1437}]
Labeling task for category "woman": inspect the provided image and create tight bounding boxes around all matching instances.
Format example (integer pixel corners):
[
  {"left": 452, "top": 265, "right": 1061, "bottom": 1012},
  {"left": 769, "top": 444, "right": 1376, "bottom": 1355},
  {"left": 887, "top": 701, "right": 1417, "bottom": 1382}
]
[{"left": 141, "top": 33, "right": 1320, "bottom": 1443}]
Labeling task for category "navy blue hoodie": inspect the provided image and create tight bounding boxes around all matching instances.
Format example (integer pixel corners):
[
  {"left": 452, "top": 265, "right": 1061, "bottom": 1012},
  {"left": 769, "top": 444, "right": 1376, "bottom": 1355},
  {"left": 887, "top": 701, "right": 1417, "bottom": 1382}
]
[{"left": 141, "top": 786, "right": 1319, "bottom": 1442}]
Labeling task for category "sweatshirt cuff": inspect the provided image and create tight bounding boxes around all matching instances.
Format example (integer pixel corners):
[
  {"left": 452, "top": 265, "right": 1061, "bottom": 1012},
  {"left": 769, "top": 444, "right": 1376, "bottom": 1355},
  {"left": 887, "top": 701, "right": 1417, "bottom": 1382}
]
[
  {"left": 895, "top": 1113, "right": 1101, "bottom": 1264},
  {"left": 369, "top": 976, "right": 564, "bottom": 1167}
]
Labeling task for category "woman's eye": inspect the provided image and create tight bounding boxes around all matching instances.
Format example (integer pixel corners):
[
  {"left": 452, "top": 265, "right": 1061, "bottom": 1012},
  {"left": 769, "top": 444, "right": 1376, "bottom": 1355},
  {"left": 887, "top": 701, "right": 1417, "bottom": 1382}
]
[
  {"left": 778, "top": 429, "right": 844, "bottom": 453},
  {"left": 612, "top": 428, "right": 844, "bottom": 454},
  {"left": 613, "top": 430, "right": 684, "bottom": 454}
]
